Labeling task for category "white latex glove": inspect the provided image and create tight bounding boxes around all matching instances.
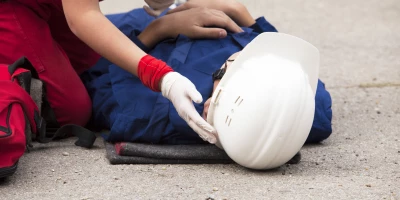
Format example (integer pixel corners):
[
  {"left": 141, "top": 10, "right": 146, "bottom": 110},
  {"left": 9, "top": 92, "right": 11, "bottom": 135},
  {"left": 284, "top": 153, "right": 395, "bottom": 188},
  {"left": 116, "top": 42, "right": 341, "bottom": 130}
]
[{"left": 161, "top": 72, "right": 217, "bottom": 144}]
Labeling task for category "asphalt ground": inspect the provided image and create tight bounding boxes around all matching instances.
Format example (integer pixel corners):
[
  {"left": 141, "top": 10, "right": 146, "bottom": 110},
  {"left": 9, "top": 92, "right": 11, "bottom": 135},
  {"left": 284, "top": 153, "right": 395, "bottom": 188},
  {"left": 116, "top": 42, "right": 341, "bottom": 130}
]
[{"left": 1, "top": 0, "right": 399, "bottom": 199}]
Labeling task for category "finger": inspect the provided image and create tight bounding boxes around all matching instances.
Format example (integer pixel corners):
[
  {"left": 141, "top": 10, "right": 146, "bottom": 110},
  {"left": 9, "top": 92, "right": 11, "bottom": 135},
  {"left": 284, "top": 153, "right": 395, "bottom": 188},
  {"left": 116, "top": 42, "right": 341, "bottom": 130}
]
[
  {"left": 179, "top": 98, "right": 217, "bottom": 143},
  {"left": 202, "top": 98, "right": 211, "bottom": 120},
  {"left": 192, "top": 26, "right": 228, "bottom": 39},
  {"left": 185, "top": 105, "right": 216, "bottom": 135},
  {"left": 212, "top": 10, "right": 244, "bottom": 33},
  {"left": 187, "top": 120, "right": 217, "bottom": 144},
  {"left": 207, "top": 10, "right": 244, "bottom": 33},
  {"left": 143, "top": 5, "right": 159, "bottom": 17},
  {"left": 166, "top": 3, "right": 191, "bottom": 14},
  {"left": 202, "top": 110, "right": 207, "bottom": 121},
  {"left": 186, "top": 85, "right": 203, "bottom": 104}
]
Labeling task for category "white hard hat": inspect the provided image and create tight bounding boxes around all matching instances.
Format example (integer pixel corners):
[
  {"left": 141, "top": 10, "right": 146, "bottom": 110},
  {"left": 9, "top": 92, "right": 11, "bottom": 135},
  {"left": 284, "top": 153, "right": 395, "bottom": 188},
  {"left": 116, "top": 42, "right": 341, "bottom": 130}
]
[{"left": 207, "top": 32, "right": 320, "bottom": 170}]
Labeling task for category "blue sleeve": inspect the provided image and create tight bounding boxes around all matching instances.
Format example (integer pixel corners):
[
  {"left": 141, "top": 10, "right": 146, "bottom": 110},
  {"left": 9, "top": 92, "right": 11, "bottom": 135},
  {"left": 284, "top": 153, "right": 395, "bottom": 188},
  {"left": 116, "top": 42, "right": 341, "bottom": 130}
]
[
  {"left": 127, "top": 30, "right": 151, "bottom": 53},
  {"left": 249, "top": 17, "right": 278, "bottom": 33},
  {"left": 306, "top": 80, "right": 333, "bottom": 143}
]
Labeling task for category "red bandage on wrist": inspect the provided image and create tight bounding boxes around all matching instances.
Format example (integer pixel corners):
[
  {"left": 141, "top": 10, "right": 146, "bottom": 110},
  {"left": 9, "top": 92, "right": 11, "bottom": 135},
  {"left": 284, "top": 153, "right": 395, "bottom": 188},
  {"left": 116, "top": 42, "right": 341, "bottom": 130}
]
[{"left": 138, "top": 55, "right": 174, "bottom": 92}]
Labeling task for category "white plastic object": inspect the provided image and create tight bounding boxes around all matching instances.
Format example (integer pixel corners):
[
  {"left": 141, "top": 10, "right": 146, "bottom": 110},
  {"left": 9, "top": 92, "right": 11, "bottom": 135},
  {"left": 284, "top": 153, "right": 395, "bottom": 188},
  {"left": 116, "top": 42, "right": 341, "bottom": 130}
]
[
  {"left": 207, "top": 32, "right": 320, "bottom": 170},
  {"left": 170, "top": 0, "right": 187, "bottom": 8}
]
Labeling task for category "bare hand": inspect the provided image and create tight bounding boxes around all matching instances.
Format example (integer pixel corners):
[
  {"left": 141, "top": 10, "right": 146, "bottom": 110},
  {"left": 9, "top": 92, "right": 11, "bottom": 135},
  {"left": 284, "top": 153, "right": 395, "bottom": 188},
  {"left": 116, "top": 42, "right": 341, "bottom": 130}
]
[
  {"left": 138, "top": 7, "right": 243, "bottom": 48},
  {"left": 162, "top": 7, "right": 243, "bottom": 39},
  {"left": 168, "top": 0, "right": 241, "bottom": 15},
  {"left": 168, "top": 0, "right": 255, "bottom": 27}
]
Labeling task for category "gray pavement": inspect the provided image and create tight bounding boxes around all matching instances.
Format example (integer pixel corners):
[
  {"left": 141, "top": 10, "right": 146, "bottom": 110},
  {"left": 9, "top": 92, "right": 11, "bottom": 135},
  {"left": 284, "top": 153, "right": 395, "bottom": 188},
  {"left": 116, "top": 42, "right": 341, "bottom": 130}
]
[{"left": 1, "top": 0, "right": 400, "bottom": 199}]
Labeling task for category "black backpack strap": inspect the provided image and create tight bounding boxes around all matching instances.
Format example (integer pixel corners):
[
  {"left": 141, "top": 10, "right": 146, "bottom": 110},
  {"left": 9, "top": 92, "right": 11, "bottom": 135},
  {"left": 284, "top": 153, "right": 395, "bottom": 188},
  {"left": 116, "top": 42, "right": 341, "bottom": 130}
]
[
  {"left": 8, "top": 57, "right": 38, "bottom": 78},
  {"left": 53, "top": 124, "right": 97, "bottom": 148},
  {"left": 34, "top": 112, "right": 96, "bottom": 149},
  {"left": 8, "top": 57, "right": 97, "bottom": 149}
]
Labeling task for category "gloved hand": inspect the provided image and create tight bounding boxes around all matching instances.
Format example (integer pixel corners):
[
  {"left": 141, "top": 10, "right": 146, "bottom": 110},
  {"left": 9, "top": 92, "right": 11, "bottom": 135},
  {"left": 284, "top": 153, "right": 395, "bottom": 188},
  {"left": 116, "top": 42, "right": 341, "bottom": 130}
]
[
  {"left": 160, "top": 72, "right": 217, "bottom": 144},
  {"left": 137, "top": 55, "right": 217, "bottom": 143}
]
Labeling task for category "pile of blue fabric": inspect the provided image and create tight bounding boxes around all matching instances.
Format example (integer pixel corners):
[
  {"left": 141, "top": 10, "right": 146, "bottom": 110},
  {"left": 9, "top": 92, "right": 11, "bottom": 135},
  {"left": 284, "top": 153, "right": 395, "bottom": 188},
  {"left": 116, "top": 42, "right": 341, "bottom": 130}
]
[{"left": 81, "top": 8, "right": 333, "bottom": 145}]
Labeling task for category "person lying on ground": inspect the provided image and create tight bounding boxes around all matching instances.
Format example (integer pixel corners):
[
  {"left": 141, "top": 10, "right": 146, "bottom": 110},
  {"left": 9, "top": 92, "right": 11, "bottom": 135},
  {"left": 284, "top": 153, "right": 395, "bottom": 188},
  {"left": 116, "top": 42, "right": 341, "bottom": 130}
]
[{"left": 82, "top": 0, "right": 332, "bottom": 145}]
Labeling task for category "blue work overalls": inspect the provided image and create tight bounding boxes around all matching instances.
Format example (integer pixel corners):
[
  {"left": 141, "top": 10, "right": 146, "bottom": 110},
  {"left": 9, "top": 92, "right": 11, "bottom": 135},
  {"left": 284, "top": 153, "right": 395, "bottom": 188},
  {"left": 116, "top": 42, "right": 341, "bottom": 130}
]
[{"left": 82, "top": 8, "right": 333, "bottom": 144}]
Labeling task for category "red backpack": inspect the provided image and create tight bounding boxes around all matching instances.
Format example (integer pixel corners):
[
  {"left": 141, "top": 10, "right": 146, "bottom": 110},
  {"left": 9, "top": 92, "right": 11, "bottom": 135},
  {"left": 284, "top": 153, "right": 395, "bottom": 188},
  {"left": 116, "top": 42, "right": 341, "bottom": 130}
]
[{"left": 0, "top": 57, "right": 96, "bottom": 179}]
